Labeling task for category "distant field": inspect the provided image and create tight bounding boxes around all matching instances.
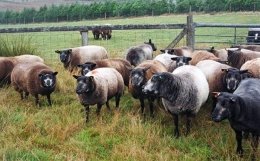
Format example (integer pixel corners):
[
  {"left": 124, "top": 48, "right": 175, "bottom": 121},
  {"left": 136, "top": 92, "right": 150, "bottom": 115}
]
[{"left": 0, "top": 12, "right": 259, "bottom": 161}]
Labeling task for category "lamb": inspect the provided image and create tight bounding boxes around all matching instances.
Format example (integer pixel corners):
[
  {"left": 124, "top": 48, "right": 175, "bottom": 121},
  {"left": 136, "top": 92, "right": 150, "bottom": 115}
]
[
  {"left": 73, "top": 67, "right": 124, "bottom": 122},
  {"left": 160, "top": 46, "right": 193, "bottom": 57},
  {"left": 196, "top": 60, "right": 232, "bottom": 92},
  {"left": 129, "top": 60, "right": 167, "bottom": 117},
  {"left": 126, "top": 39, "right": 157, "bottom": 66},
  {"left": 77, "top": 58, "right": 132, "bottom": 86},
  {"left": 0, "top": 55, "right": 44, "bottom": 86},
  {"left": 101, "top": 25, "right": 112, "bottom": 40},
  {"left": 227, "top": 48, "right": 260, "bottom": 68},
  {"left": 92, "top": 26, "right": 102, "bottom": 40},
  {"left": 171, "top": 56, "right": 192, "bottom": 68},
  {"left": 212, "top": 79, "right": 260, "bottom": 160},
  {"left": 55, "top": 45, "right": 108, "bottom": 73},
  {"left": 240, "top": 58, "right": 260, "bottom": 78},
  {"left": 143, "top": 65, "right": 209, "bottom": 137},
  {"left": 153, "top": 51, "right": 177, "bottom": 72},
  {"left": 11, "top": 62, "right": 58, "bottom": 106},
  {"left": 190, "top": 50, "right": 220, "bottom": 65}
]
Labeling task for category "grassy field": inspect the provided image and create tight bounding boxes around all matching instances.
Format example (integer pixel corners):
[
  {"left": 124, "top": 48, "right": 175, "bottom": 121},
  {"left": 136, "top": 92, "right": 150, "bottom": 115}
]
[{"left": 0, "top": 12, "right": 259, "bottom": 160}]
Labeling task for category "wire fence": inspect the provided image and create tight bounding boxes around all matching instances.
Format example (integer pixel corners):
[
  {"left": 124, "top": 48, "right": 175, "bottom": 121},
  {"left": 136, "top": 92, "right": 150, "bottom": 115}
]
[{"left": 0, "top": 29, "right": 185, "bottom": 61}]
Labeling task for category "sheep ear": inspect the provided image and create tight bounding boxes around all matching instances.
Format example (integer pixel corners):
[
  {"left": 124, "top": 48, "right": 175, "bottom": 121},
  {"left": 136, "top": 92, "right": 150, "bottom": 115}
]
[
  {"left": 160, "top": 49, "right": 165, "bottom": 53},
  {"left": 68, "top": 49, "right": 72, "bottom": 54},
  {"left": 211, "top": 46, "right": 214, "bottom": 50},
  {"left": 38, "top": 73, "right": 44, "bottom": 78},
  {"left": 171, "top": 57, "right": 178, "bottom": 61},
  {"left": 90, "top": 63, "right": 97, "bottom": 69},
  {"left": 73, "top": 75, "right": 79, "bottom": 79},
  {"left": 221, "top": 68, "right": 229, "bottom": 72},
  {"left": 53, "top": 72, "right": 58, "bottom": 76},
  {"left": 55, "top": 50, "right": 61, "bottom": 54},
  {"left": 212, "top": 92, "right": 220, "bottom": 98},
  {"left": 240, "top": 70, "right": 248, "bottom": 74},
  {"left": 149, "top": 39, "right": 152, "bottom": 43},
  {"left": 187, "top": 57, "right": 192, "bottom": 61},
  {"left": 77, "top": 64, "right": 83, "bottom": 68}
]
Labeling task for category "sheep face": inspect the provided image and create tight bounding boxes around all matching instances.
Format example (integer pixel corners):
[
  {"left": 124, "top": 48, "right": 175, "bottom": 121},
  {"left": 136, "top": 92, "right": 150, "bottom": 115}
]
[
  {"left": 143, "top": 73, "right": 163, "bottom": 95},
  {"left": 171, "top": 56, "right": 192, "bottom": 68},
  {"left": 39, "top": 72, "right": 58, "bottom": 88},
  {"left": 144, "top": 39, "right": 157, "bottom": 51},
  {"left": 78, "top": 63, "right": 96, "bottom": 76},
  {"left": 73, "top": 75, "right": 95, "bottom": 94},
  {"left": 222, "top": 68, "right": 248, "bottom": 92},
  {"left": 55, "top": 49, "right": 72, "bottom": 63},
  {"left": 130, "top": 67, "right": 150, "bottom": 88},
  {"left": 212, "top": 92, "right": 236, "bottom": 122}
]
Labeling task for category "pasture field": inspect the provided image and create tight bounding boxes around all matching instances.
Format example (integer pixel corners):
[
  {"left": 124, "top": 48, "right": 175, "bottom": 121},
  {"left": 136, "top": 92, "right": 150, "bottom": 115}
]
[{"left": 0, "top": 12, "right": 260, "bottom": 160}]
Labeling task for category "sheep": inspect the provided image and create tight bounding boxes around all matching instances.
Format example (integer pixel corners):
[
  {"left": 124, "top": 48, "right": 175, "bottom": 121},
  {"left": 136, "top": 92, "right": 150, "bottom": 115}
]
[
  {"left": 212, "top": 78, "right": 260, "bottom": 160},
  {"left": 129, "top": 60, "right": 167, "bottom": 117},
  {"left": 0, "top": 55, "right": 44, "bottom": 86},
  {"left": 101, "top": 25, "right": 112, "bottom": 40},
  {"left": 227, "top": 48, "right": 260, "bottom": 68},
  {"left": 190, "top": 50, "right": 220, "bottom": 65},
  {"left": 207, "top": 46, "right": 228, "bottom": 61},
  {"left": 73, "top": 67, "right": 124, "bottom": 122},
  {"left": 240, "top": 58, "right": 260, "bottom": 78},
  {"left": 92, "top": 26, "right": 102, "bottom": 40},
  {"left": 196, "top": 60, "right": 232, "bottom": 92},
  {"left": 153, "top": 51, "right": 177, "bottom": 72},
  {"left": 11, "top": 62, "right": 58, "bottom": 106},
  {"left": 77, "top": 58, "right": 132, "bottom": 86},
  {"left": 171, "top": 56, "right": 192, "bottom": 68},
  {"left": 231, "top": 44, "right": 260, "bottom": 52},
  {"left": 126, "top": 39, "right": 157, "bottom": 66},
  {"left": 55, "top": 45, "right": 108, "bottom": 73},
  {"left": 143, "top": 65, "right": 209, "bottom": 137}
]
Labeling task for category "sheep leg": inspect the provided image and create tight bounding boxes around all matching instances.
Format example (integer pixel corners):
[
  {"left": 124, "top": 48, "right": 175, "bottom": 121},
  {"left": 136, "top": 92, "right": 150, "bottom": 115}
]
[
  {"left": 34, "top": 94, "right": 40, "bottom": 107},
  {"left": 25, "top": 92, "right": 29, "bottom": 99},
  {"left": 185, "top": 112, "right": 194, "bottom": 136},
  {"left": 115, "top": 94, "right": 121, "bottom": 108},
  {"left": 235, "top": 130, "right": 243, "bottom": 157},
  {"left": 20, "top": 91, "right": 24, "bottom": 100},
  {"left": 139, "top": 98, "right": 145, "bottom": 115},
  {"left": 106, "top": 101, "right": 111, "bottom": 111},
  {"left": 148, "top": 97, "right": 155, "bottom": 118},
  {"left": 251, "top": 134, "right": 259, "bottom": 161},
  {"left": 47, "top": 94, "right": 52, "bottom": 106},
  {"left": 84, "top": 105, "right": 90, "bottom": 123},
  {"left": 173, "top": 114, "right": 179, "bottom": 138},
  {"left": 96, "top": 104, "right": 102, "bottom": 116}
]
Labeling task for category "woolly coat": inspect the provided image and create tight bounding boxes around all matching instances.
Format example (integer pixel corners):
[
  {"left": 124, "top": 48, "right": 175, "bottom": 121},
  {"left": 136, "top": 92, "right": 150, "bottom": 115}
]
[
  {"left": 240, "top": 58, "right": 260, "bottom": 78},
  {"left": 190, "top": 50, "right": 220, "bottom": 65},
  {"left": 196, "top": 60, "right": 231, "bottom": 92},
  {"left": 78, "top": 68, "right": 124, "bottom": 106},
  {"left": 126, "top": 44, "right": 154, "bottom": 66},
  {"left": 11, "top": 62, "right": 56, "bottom": 96}
]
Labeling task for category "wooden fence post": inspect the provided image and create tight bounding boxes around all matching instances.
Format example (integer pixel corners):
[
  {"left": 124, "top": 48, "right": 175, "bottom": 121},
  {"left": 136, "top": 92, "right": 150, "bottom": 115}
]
[
  {"left": 186, "top": 14, "right": 195, "bottom": 50},
  {"left": 80, "top": 30, "right": 88, "bottom": 46}
]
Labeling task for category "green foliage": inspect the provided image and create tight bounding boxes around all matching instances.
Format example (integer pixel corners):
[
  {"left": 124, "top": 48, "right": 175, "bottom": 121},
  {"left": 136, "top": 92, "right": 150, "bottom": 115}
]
[
  {"left": 0, "top": 35, "right": 37, "bottom": 56},
  {"left": 1, "top": 0, "right": 260, "bottom": 24}
]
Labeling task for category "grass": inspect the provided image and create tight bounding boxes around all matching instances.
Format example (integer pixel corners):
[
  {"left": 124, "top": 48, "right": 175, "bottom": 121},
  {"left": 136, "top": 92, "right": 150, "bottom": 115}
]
[
  {"left": 0, "top": 35, "right": 38, "bottom": 57},
  {"left": 0, "top": 12, "right": 259, "bottom": 160}
]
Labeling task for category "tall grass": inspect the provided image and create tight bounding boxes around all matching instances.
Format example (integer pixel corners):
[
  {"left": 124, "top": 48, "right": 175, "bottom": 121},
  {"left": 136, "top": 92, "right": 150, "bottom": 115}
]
[{"left": 0, "top": 35, "right": 37, "bottom": 57}]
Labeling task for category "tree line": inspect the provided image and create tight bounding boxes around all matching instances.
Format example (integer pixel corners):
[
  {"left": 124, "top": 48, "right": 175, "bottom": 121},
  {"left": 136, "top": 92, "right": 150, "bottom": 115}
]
[{"left": 0, "top": 0, "right": 259, "bottom": 24}]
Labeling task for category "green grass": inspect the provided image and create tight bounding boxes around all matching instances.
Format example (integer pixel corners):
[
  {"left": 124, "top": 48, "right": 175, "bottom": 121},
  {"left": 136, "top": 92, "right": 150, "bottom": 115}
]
[{"left": 0, "top": 12, "right": 259, "bottom": 161}]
